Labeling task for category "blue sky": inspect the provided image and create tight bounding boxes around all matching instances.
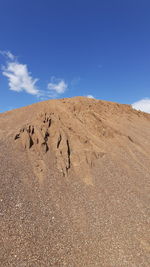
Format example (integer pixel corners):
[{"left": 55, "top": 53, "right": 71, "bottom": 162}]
[{"left": 0, "top": 0, "right": 150, "bottom": 112}]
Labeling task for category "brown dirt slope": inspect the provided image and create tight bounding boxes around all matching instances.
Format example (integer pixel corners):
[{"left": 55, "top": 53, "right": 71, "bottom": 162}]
[{"left": 0, "top": 97, "right": 150, "bottom": 266}]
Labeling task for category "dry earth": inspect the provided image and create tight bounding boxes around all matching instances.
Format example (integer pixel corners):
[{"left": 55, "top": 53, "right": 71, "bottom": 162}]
[{"left": 0, "top": 97, "right": 150, "bottom": 266}]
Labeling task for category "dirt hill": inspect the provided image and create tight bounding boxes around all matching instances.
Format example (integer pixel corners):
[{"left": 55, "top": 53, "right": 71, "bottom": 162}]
[{"left": 0, "top": 97, "right": 150, "bottom": 266}]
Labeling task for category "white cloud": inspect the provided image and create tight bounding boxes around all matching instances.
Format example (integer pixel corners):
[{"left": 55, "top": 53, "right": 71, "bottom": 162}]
[
  {"left": 1, "top": 50, "right": 69, "bottom": 99},
  {"left": 48, "top": 77, "right": 68, "bottom": 94},
  {"left": 0, "top": 50, "right": 15, "bottom": 60},
  {"left": 87, "top": 94, "right": 95, "bottom": 99},
  {"left": 132, "top": 98, "right": 150, "bottom": 113},
  {"left": 2, "top": 62, "right": 39, "bottom": 95}
]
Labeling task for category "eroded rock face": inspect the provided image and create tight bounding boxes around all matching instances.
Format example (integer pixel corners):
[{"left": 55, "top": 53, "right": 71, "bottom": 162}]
[
  {"left": 15, "top": 113, "right": 51, "bottom": 150},
  {"left": 14, "top": 112, "right": 71, "bottom": 177},
  {"left": 14, "top": 110, "right": 109, "bottom": 181}
]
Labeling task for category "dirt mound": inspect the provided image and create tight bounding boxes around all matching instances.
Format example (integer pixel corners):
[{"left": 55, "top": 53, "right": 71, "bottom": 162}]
[
  {"left": 0, "top": 97, "right": 150, "bottom": 266},
  {"left": 13, "top": 97, "right": 136, "bottom": 183}
]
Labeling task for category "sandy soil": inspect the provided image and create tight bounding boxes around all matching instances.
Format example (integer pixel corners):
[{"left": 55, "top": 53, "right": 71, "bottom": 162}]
[{"left": 0, "top": 97, "right": 150, "bottom": 266}]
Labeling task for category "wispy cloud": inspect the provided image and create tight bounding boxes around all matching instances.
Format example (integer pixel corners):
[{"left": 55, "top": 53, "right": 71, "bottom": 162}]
[
  {"left": 87, "top": 94, "right": 95, "bottom": 99},
  {"left": 0, "top": 50, "right": 15, "bottom": 61},
  {"left": 132, "top": 98, "right": 150, "bottom": 113},
  {"left": 1, "top": 51, "right": 39, "bottom": 95},
  {"left": 47, "top": 77, "right": 68, "bottom": 95}
]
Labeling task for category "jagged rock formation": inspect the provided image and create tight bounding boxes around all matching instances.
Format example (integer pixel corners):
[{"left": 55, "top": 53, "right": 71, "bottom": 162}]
[{"left": 0, "top": 97, "right": 150, "bottom": 266}]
